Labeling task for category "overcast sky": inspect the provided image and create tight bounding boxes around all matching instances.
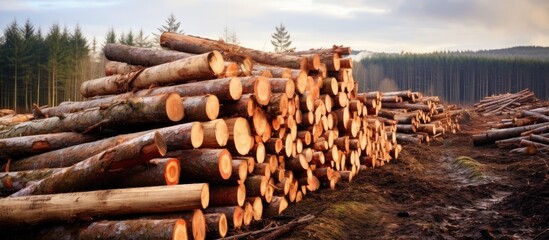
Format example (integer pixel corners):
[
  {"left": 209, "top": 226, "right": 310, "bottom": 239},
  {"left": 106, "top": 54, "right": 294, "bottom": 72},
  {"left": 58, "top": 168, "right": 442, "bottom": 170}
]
[{"left": 1, "top": 0, "right": 548, "bottom": 53}]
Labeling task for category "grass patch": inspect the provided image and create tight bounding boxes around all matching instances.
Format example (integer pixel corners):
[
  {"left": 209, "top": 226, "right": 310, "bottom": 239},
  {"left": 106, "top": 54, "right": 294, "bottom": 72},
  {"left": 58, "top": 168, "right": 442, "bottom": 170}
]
[
  {"left": 286, "top": 201, "right": 382, "bottom": 240},
  {"left": 453, "top": 156, "right": 485, "bottom": 180}
]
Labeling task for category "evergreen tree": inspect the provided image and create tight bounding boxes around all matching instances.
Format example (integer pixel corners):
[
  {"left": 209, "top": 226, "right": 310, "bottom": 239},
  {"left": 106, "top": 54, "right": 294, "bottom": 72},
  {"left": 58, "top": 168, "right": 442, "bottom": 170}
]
[
  {"left": 270, "top": 23, "right": 294, "bottom": 53},
  {"left": 2, "top": 20, "right": 27, "bottom": 111},
  {"left": 157, "top": 13, "right": 184, "bottom": 34},
  {"left": 119, "top": 29, "right": 135, "bottom": 46},
  {"left": 135, "top": 28, "right": 152, "bottom": 48}
]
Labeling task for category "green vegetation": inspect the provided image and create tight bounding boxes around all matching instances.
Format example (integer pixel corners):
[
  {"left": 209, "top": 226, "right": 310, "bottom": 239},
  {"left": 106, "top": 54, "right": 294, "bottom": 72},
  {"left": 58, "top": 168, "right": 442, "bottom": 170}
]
[
  {"left": 354, "top": 52, "right": 549, "bottom": 104},
  {"left": 271, "top": 23, "right": 294, "bottom": 53},
  {"left": 453, "top": 156, "right": 485, "bottom": 180}
]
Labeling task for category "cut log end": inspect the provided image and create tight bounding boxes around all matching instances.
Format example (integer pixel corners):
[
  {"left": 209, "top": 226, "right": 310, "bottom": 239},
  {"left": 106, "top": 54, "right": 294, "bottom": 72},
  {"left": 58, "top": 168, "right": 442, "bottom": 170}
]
[
  {"left": 218, "top": 213, "right": 228, "bottom": 238},
  {"left": 233, "top": 206, "right": 244, "bottom": 229},
  {"left": 251, "top": 197, "right": 263, "bottom": 221},
  {"left": 166, "top": 93, "right": 185, "bottom": 122},
  {"left": 231, "top": 117, "right": 252, "bottom": 155},
  {"left": 254, "top": 77, "right": 272, "bottom": 106},
  {"left": 201, "top": 184, "right": 210, "bottom": 209},
  {"left": 173, "top": 219, "right": 188, "bottom": 240},
  {"left": 165, "top": 158, "right": 181, "bottom": 185},
  {"left": 219, "top": 149, "right": 233, "bottom": 180},
  {"left": 192, "top": 209, "right": 206, "bottom": 240},
  {"left": 209, "top": 50, "right": 226, "bottom": 76},
  {"left": 238, "top": 160, "right": 248, "bottom": 182},
  {"left": 237, "top": 183, "right": 247, "bottom": 207},
  {"left": 205, "top": 95, "right": 220, "bottom": 120},
  {"left": 154, "top": 131, "right": 168, "bottom": 156},
  {"left": 229, "top": 77, "right": 243, "bottom": 101},
  {"left": 243, "top": 202, "right": 254, "bottom": 226},
  {"left": 215, "top": 119, "right": 229, "bottom": 147},
  {"left": 191, "top": 122, "right": 204, "bottom": 149}
]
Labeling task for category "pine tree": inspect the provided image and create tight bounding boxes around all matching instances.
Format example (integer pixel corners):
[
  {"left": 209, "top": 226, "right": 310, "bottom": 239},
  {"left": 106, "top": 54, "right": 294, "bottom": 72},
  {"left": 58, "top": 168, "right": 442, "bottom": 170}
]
[
  {"left": 119, "top": 29, "right": 135, "bottom": 46},
  {"left": 135, "top": 28, "right": 153, "bottom": 48},
  {"left": 157, "top": 13, "right": 184, "bottom": 34},
  {"left": 271, "top": 23, "right": 294, "bottom": 53}
]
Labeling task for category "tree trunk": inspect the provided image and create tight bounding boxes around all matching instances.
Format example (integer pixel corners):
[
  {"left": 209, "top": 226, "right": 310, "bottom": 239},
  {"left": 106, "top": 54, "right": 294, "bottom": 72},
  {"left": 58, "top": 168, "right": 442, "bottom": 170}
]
[
  {"left": 204, "top": 213, "right": 228, "bottom": 238},
  {"left": 10, "top": 131, "right": 167, "bottom": 196},
  {"left": 104, "top": 158, "right": 181, "bottom": 188},
  {"left": 1, "top": 93, "right": 184, "bottom": 139},
  {"left": 209, "top": 184, "right": 246, "bottom": 207},
  {"left": 0, "top": 168, "right": 61, "bottom": 196},
  {"left": 218, "top": 94, "right": 256, "bottom": 118},
  {"left": 263, "top": 196, "right": 288, "bottom": 217},
  {"left": 473, "top": 122, "right": 549, "bottom": 145},
  {"left": 105, "top": 61, "right": 143, "bottom": 76},
  {"left": 203, "top": 206, "right": 244, "bottom": 229},
  {"left": 0, "top": 183, "right": 208, "bottom": 227},
  {"left": 9, "top": 218, "right": 189, "bottom": 240},
  {"left": 0, "top": 132, "right": 99, "bottom": 161},
  {"left": 81, "top": 51, "right": 225, "bottom": 97},
  {"left": 240, "top": 76, "right": 272, "bottom": 106},
  {"left": 160, "top": 33, "right": 307, "bottom": 70},
  {"left": 182, "top": 95, "right": 219, "bottom": 121},
  {"left": 104, "top": 43, "right": 196, "bottom": 67},
  {"left": 201, "top": 119, "right": 229, "bottom": 148},
  {"left": 244, "top": 175, "right": 269, "bottom": 197},
  {"left": 166, "top": 149, "right": 232, "bottom": 183}
]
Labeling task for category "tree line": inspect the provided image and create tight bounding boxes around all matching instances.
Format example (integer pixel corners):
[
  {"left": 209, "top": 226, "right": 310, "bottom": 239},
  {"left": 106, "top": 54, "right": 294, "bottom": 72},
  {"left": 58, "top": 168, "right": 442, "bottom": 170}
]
[
  {"left": 354, "top": 53, "right": 549, "bottom": 104},
  {"left": 0, "top": 15, "right": 295, "bottom": 113}
]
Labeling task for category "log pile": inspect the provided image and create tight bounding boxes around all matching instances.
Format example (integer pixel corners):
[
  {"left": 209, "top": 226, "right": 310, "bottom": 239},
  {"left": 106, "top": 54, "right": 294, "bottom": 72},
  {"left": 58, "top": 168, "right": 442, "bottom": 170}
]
[
  {"left": 0, "top": 32, "right": 417, "bottom": 239},
  {"left": 371, "top": 90, "right": 463, "bottom": 144},
  {"left": 473, "top": 104, "right": 549, "bottom": 154},
  {"left": 473, "top": 89, "right": 544, "bottom": 116}
]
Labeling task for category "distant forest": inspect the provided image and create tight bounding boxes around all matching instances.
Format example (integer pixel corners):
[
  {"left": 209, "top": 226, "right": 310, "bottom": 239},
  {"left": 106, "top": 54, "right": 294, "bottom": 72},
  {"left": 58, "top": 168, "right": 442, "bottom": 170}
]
[{"left": 354, "top": 49, "right": 549, "bottom": 104}]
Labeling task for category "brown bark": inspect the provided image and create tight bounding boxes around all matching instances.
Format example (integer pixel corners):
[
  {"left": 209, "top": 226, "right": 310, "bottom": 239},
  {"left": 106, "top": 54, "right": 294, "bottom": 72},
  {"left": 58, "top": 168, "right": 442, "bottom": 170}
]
[
  {"left": 265, "top": 138, "right": 283, "bottom": 154},
  {"left": 0, "top": 114, "right": 33, "bottom": 125},
  {"left": 285, "top": 154, "right": 309, "bottom": 171},
  {"left": 105, "top": 61, "right": 143, "bottom": 76},
  {"left": 247, "top": 196, "right": 263, "bottom": 221},
  {"left": 0, "top": 132, "right": 99, "bottom": 160},
  {"left": 167, "top": 149, "right": 232, "bottom": 183},
  {"left": 201, "top": 119, "right": 229, "bottom": 148},
  {"left": 104, "top": 43, "right": 196, "bottom": 67},
  {"left": 473, "top": 122, "right": 549, "bottom": 145},
  {"left": 229, "top": 159, "right": 248, "bottom": 184},
  {"left": 12, "top": 218, "right": 189, "bottom": 240},
  {"left": 203, "top": 206, "right": 243, "bottom": 229},
  {"left": 263, "top": 196, "right": 288, "bottom": 217},
  {"left": 209, "top": 184, "right": 246, "bottom": 207},
  {"left": 291, "top": 46, "right": 352, "bottom": 56},
  {"left": 253, "top": 163, "right": 272, "bottom": 179},
  {"left": 244, "top": 175, "right": 269, "bottom": 197},
  {"left": 0, "top": 183, "right": 209, "bottom": 226},
  {"left": 219, "top": 94, "right": 256, "bottom": 118},
  {"left": 106, "top": 158, "right": 181, "bottom": 188},
  {"left": 182, "top": 95, "right": 219, "bottom": 121},
  {"left": 204, "top": 213, "right": 228, "bottom": 238},
  {"left": 240, "top": 76, "right": 272, "bottom": 106},
  {"left": 0, "top": 167, "right": 61, "bottom": 196},
  {"left": 266, "top": 93, "right": 289, "bottom": 117},
  {"left": 1, "top": 93, "right": 184, "bottom": 139},
  {"left": 160, "top": 33, "right": 307, "bottom": 70},
  {"left": 10, "top": 131, "right": 167, "bottom": 196},
  {"left": 269, "top": 78, "right": 296, "bottom": 98},
  {"left": 81, "top": 51, "right": 225, "bottom": 97}
]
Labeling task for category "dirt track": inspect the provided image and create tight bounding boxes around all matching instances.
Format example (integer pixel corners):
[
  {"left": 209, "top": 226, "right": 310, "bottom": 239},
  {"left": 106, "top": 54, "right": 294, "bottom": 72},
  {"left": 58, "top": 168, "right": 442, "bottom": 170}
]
[{"left": 238, "top": 111, "right": 549, "bottom": 239}]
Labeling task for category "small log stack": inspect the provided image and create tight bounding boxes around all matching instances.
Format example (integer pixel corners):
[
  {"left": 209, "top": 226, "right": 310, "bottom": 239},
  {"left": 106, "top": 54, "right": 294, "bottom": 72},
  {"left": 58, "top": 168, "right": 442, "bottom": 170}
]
[
  {"left": 0, "top": 32, "right": 438, "bottom": 239},
  {"left": 473, "top": 91, "right": 549, "bottom": 154}
]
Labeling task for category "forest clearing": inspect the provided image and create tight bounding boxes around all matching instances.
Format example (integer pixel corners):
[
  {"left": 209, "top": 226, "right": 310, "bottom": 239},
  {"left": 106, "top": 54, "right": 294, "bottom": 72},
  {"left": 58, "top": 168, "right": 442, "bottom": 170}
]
[{"left": 0, "top": 27, "right": 548, "bottom": 240}]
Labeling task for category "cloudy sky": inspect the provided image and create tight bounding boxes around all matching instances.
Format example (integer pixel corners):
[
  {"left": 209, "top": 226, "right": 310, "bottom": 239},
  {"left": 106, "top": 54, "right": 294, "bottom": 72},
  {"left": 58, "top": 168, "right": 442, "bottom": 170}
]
[{"left": 1, "top": 0, "right": 548, "bottom": 53}]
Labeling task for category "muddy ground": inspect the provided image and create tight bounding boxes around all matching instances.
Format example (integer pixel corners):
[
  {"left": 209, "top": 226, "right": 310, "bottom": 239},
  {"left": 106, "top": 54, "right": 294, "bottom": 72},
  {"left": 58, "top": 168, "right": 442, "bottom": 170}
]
[{"left": 237, "top": 111, "right": 549, "bottom": 239}]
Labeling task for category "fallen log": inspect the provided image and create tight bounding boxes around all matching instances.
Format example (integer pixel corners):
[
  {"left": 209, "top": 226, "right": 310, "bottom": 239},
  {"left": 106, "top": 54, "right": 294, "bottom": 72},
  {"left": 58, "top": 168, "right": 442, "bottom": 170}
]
[
  {"left": 209, "top": 184, "right": 246, "bottom": 207},
  {"left": 167, "top": 149, "right": 232, "bottom": 183},
  {"left": 8, "top": 218, "right": 189, "bottom": 240},
  {"left": 181, "top": 94, "right": 219, "bottom": 121},
  {"left": 203, "top": 206, "right": 243, "bottom": 230},
  {"left": 104, "top": 43, "right": 196, "bottom": 67},
  {"left": 473, "top": 122, "right": 549, "bottom": 145},
  {"left": 10, "top": 131, "right": 167, "bottom": 196},
  {"left": 0, "top": 132, "right": 100, "bottom": 160},
  {"left": 160, "top": 33, "right": 307, "bottom": 70},
  {"left": 1, "top": 93, "right": 184, "bottom": 139},
  {"left": 105, "top": 61, "right": 143, "bottom": 76},
  {"left": 104, "top": 158, "right": 181, "bottom": 188},
  {"left": 204, "top": 213, "right": 228, "bottom": 239},
  {"left": 81, "top": 51, "right": 225, "bottom": 97},
  {"left": 0, "top": 167, "right": 61, "bottom": 196},
  {"left": 0, "top": 183, "right": 209, "bottom": 227}
]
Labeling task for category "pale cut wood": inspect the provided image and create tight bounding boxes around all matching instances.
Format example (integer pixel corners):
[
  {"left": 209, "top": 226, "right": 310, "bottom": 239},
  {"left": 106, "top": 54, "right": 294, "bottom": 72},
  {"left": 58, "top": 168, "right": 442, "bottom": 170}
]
[
  {"left": 240, "top": 76, "right": 272, "bottom": 106},
  {"left": 0, "top": 183, "right": 209, "bottom": 226},
  {"left": 160, "top": 33, "right": 307, "bottom": 70},
  {"left": 246, "top": 196, "right": 263, "bottom": 221},
  {"left": 225, "top": 117, "right": 253, "bottom": 155},
  {"left": 81, "top": 51, "right": 225, "bottom": 97}
]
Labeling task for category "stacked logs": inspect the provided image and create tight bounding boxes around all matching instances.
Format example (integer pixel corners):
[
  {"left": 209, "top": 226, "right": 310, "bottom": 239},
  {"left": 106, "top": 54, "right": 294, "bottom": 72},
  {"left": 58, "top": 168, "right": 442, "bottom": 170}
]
[
  {"left": 474, "top": 89, "right": 544, "bottom": 116},
  {"left": 0, "top": 32, "right": 403, "bottom": 239},
  {"left": 473, "top": 105, "right": 549, "bottom": 154},
  {"left": 371, "top": 90, "right": 463, "bottom": 144}
]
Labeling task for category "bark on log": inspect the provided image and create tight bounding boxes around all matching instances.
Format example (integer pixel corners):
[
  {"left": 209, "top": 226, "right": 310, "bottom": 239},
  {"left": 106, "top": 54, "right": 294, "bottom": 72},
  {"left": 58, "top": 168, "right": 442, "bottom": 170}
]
[
  {"left": 1, "top": 93, "right": 184, "bottom": 139},
  {"left": 263, "top": 196, "right": 288, "bottom": 217},
  {"left": 201, "top": 119, "right": 229, "bottom": 148},
  {"left": 10, "top": 131, "right": 167, "bottom": 196},
  {"left": 104, "top": 158, "right": 181, "bottom": 188},
  {"left": 219, "top": 94, "right": 256, "bottom": 118},
  {"left": 203, "top": 206, "right": 244, "bottom": 229},
  {"left": 204, "top": 213, "right": 228, "bottom": 239},
  {"left": 81, "top": 51, "right": 225, "bottom": 97},
  {"left": 244, "top": 175, "right": 269, "bottom": 197},
  {"left": 105, "top": 61, "right": 143, "bottom": 76},
  {"left": 0, "top": 167, "right": 61, "bottom": 196},
  {"left": 240, "top": 76, "right": 272, "bottom": 106},
  {"left": 0, "top": 183, "right": 209, "bottom": 226},
  {"left": 9, "top": 218, "right": 189, "bottom": 240},
  {"left": 167, "top": 149, "right": 232, "bottom": 183},
  {"left": 181, "top": 95, "right": 219, "bottom": 121},
  {"left": 473, "top": 122, "right": 549, "bottom": 145},
  {"left": 104, "top": 43, "right": 196, "bottom": 67},
  {"left": 160, "top": 33, "right": 307, "bottom": 70},
  {"left": 209, "top": 184, "right": 246, "bottom": 207},
  {"left": 0, "top": 132, "right": 99, "bottom": 160}
]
